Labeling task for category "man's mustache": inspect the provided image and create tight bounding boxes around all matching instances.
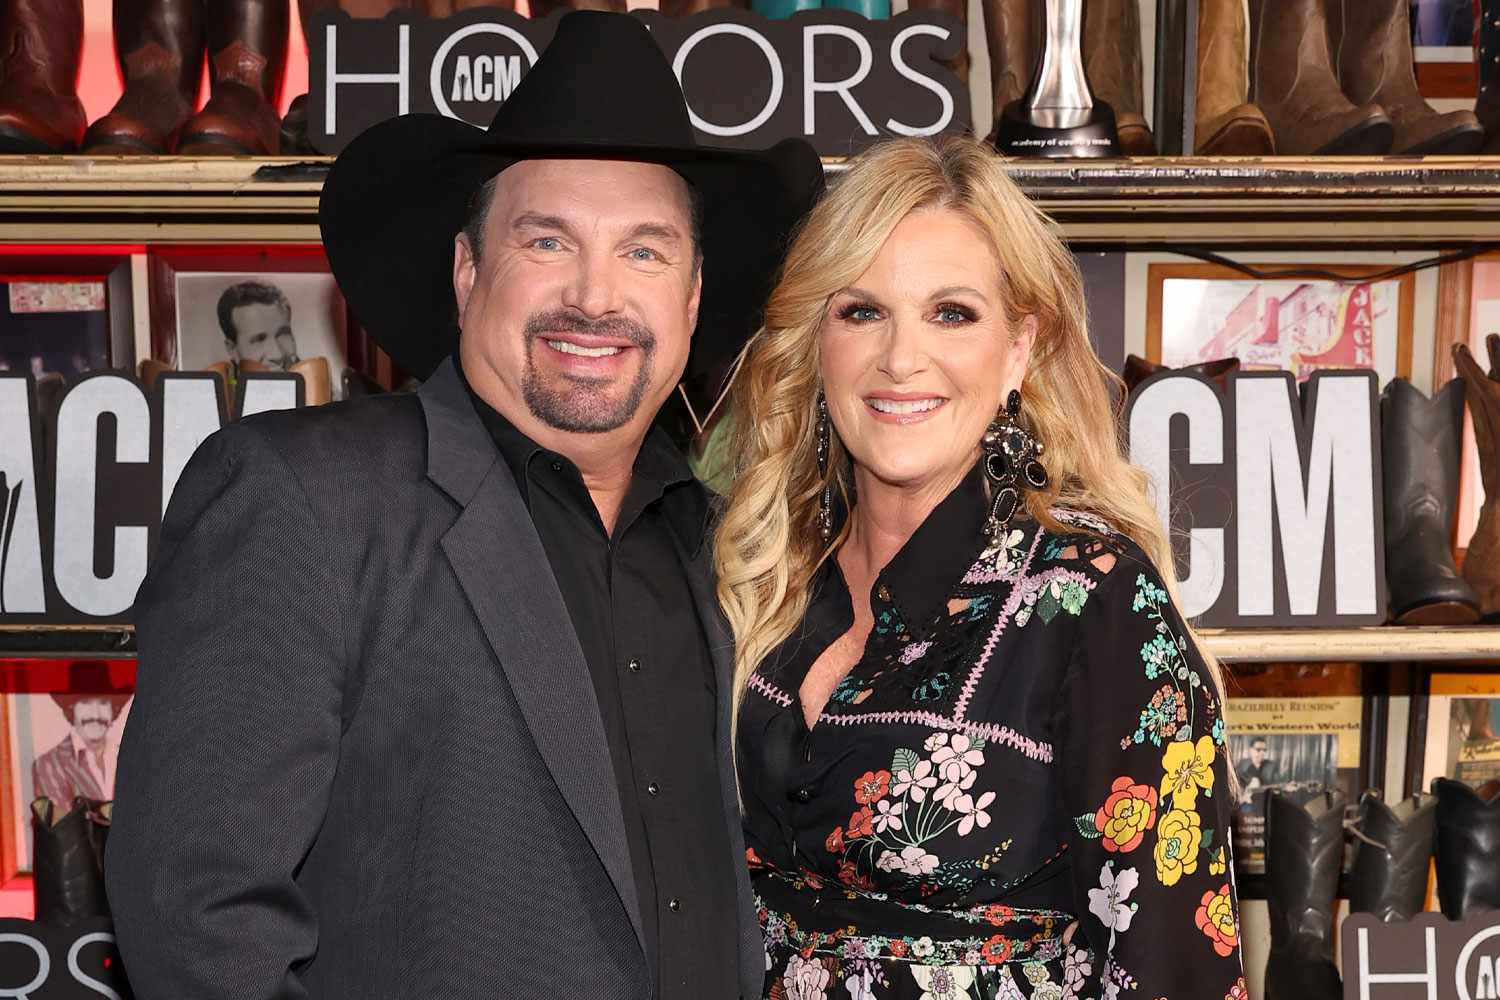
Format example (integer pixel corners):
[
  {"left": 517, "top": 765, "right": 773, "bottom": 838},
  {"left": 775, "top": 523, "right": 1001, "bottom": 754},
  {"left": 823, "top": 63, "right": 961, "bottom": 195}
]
[{"left": 524, "top": 310, "right": 655, "bottom": 349}]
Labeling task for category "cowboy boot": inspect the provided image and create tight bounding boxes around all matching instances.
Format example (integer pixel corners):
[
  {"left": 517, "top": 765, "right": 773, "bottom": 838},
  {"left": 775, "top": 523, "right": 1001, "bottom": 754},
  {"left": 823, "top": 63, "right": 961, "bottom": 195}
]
[
  {"left": 1380, "top": 378, "right": 1480, "bottom": 625},
  {"left": 1262, "top": 789, "right": 1344, "bottom": 1000},
  {"left": 178, "top": 0, "right": 290, "bottom": 155},
  {"left": 1454, "top": 336, "right": 1500, "bottom": 621},
  {"left": 906, "top": 0, "right": 966, "bottom": 81},
  {"left": 31, "top": 798, "right": 110, "bottom": 927},
  {"left": 84, "top": 0, "right": 205, "bottom": 154},
  {"left": 1122, "top": 354, "right": 1240, "bottom": 393},
  {"left": 984, "top": 0, "right": 1038, "bottom": 130},
  {"left": 530, "top": 0, "right": 627, "bottom": 15},
  {"left": 0, "top": 0, "right": 85, "bottom": 152},
  {"left": 1332, "top": 0, "right": 1483, "bottom": 154},
  {"left": 1082, "top": 0, "right": 1152, "bottom": 154},
  {"left": 1433, "top": 778, "right": 1500, "bottom": 919},
  {"left": 1195, "top": 0, "right": 1274, "bottom": 154},
  {"left": 1347, "top": 790, "right": 1436, "bottom": 923},
  {"left": 1250, "top": 0, "right": 1392, "bottom": 155}
]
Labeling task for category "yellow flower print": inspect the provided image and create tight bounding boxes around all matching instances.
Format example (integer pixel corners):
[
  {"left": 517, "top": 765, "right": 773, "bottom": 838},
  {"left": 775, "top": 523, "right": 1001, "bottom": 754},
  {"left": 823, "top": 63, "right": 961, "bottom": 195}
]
[
  {"left": 1153, "top": 808, "right": 1202, "bottom": 886},
  {"left": 1209, "top": 845, "right": 1226, "bottom": 876},
  {"left": 1160, "top": 735, "right": 1216, "bottom": 810}
]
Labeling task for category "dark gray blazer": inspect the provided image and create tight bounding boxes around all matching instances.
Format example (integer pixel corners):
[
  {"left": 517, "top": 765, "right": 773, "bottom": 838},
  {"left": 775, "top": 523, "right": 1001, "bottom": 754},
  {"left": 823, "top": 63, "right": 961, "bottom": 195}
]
[{"left": 107, "top": 359, "right": 760, "bottom": 999}]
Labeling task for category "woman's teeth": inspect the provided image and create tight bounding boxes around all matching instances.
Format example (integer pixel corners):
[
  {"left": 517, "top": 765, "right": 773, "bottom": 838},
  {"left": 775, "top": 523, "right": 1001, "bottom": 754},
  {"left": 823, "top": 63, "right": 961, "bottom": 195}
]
[
  {"left": 867, "top": 398, "right": 943, "bottom": 414},
  {"left": 547, "top": 340, "right": 623, "bottom": 358}
]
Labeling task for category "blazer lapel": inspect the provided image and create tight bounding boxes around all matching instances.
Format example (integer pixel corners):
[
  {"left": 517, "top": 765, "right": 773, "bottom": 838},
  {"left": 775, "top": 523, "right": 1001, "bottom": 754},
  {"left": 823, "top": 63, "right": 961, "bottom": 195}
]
[{"left": 419, "top": 361, "right": 648, "bottom": 967}]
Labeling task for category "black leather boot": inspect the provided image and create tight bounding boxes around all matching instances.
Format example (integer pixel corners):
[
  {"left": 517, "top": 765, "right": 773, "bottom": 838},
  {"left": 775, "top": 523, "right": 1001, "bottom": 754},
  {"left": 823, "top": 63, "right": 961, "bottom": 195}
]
[
  {"left": 1381, "top": 379, "right": 1480, "bottom": 625},
  {"left": 1347, "top": 789, "right": 1435, "bottom": 922},
  {"left": 1433, "top": 778, "right": 1500, "bottom": 919},
  {"left": 1263, "top": 789, "right": 1345, "bottom": 1000},
  {"left": 31, "top": 798, "right": 110, "bottom": 927}
]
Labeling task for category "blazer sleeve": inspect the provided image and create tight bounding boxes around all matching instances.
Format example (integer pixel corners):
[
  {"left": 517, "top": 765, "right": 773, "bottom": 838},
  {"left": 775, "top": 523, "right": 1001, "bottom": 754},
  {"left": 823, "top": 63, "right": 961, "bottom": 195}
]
[
  {"left": 106, "top": 421, "right": 346, "bottom": 1000},
  {"left": 1054, "top": 550, "right": 1246, "bottom": 999}
]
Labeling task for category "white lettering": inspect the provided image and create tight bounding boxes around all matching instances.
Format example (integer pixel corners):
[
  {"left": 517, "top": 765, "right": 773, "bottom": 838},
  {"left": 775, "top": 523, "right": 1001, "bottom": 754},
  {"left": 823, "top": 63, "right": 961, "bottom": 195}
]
[
  {"left": 803, "top": 24, "right": 877, "bottom": 136},
  {"left": 450, "top": 54, "right": 472, "bottom": 103},
  {"left": 1355, "top": 925, "right": 1438, "bottom": 1000},
  {"left": 431, "top": 24, "right": 538, "bottom": 120},
  {"left": 159, "top": 375, "right": 225, "bottom": 518},
  {"left": 66, "top": 933, "right": 121, "bottom": 1000},
  {"left": 473, "top": 55, "right": 493, "bottom": 102},
  {"left": 0, "top": 378, "right": 45, "bottom": 614},
  {"left": 885, "top": 24, "right": 955, "bottom": 137},
  {"left": 0, "top": 932, "right": 48, "bottom": 1000},
  {"left": 325, "top": 22, "right": 410, "bottom": 135},
  {"left": 673, "top": 24, "right": 784, "bottom": 137}
]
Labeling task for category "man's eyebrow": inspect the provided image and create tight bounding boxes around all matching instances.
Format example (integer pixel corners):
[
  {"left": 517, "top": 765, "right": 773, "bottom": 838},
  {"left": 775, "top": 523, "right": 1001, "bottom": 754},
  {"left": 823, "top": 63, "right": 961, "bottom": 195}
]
[
  {"left": 509, "top": 212, "right": 576, "bottom": 236},
  {"left": 625, "top": 222, "right": 685, "bottom": 245}
]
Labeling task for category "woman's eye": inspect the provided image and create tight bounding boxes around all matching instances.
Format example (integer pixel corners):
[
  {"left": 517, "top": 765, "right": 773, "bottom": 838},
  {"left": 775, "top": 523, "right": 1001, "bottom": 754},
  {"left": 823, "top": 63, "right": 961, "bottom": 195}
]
[
  {"left": 837, "top": 303, "right": 882, "bottom": 323},
  {"left": 532, "top": 237, "right": 561, "bottom": 251},
  {"left": 935, "top": 304, "right": 976, "bottom": 324}
]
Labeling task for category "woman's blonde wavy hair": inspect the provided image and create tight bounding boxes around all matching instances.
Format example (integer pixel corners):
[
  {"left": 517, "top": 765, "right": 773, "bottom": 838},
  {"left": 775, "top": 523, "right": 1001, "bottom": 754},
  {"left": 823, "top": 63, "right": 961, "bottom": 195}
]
[{"left": 713, "top": 135, "right": 1223, "bottom": 736}]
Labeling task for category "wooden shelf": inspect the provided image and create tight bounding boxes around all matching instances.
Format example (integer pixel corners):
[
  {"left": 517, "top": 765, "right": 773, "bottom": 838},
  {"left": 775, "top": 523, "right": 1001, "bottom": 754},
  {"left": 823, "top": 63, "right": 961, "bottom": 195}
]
[
  {"left": 0, "top": 154, "right": 1496, "bottom": 244},
  {"left": 1199, "top": 625, "right": 1500, "bottom": 663}
]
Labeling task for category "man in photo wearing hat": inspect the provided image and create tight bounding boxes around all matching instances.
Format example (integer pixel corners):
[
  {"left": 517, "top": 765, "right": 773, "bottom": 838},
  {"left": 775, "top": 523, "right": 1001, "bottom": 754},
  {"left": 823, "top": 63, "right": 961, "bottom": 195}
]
[
  {"left": 106, "top": 11, "right": 821, "bottom": 998},
  {"left": 33, "top": 663, "right": 134, "bottom": 808}
]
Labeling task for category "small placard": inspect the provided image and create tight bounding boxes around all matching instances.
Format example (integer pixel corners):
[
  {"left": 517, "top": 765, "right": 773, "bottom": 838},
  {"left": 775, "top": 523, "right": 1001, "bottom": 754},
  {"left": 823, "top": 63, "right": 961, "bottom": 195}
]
[{"left": 1342, "top": 912, "right": 1500, "bottom": 1000}]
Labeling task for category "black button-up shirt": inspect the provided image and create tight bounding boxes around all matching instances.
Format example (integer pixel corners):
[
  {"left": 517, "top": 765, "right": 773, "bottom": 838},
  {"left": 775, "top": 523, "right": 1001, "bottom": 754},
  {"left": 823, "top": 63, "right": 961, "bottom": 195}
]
[{"left": 455, "top": 357, "right": 738, "bottom": 999}]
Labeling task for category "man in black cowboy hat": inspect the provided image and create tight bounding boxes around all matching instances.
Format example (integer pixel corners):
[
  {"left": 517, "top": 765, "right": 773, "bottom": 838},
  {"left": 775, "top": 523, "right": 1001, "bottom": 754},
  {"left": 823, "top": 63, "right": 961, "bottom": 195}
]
[
  {"left": 106, "top": 12, "right": 820, "bottom": 998},
  {"left": 33, "top": 662, "right": 134, "bottom": 808}
]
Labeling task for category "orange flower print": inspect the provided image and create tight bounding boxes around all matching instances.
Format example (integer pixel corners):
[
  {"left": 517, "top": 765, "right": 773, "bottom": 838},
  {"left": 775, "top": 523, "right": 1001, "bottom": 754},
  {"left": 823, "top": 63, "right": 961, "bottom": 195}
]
[
  {"left": 889, "top": 938, "right": 909, "bottom": 958},
  {"left": 1095, "top": 776, "right": 1159, "bottom": 854},
  {"left": 980, "top": 934, "right": 1013, "bottom": 965},
  {"left": 854, "top": 769, "right": 892, "bottom": 805},
  {"left": 847, "top": 806, "right": 875, "bottom": 839},
  {"left": 983, "top": 904, "right": 1016, "bottom": 926},
  {"left": 826, "top": 826, "right": 845, "bottom": 854},
  {"left": 1195, "top": 884, "right": 1238, "bottom": 957}
]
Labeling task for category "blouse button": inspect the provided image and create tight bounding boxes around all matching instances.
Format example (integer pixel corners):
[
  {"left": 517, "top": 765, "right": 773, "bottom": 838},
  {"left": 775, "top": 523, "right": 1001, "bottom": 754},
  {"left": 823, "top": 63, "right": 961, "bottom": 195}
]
[
  {"left": 876, "top": 584, "right": 891, "bottom": 601},
  {"left": 791, "top": 786, "right": 813, "bottom": 804}
]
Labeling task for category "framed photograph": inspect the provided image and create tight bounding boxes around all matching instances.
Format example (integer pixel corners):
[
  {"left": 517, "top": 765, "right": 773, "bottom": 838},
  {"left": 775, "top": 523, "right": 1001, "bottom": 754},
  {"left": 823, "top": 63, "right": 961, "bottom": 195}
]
[
  {"left": 0, "top": 660, "right": 134, "bottom": 894},
  {"left": 0, "top": 249, "right": 138, "bottom": 380},
  {"left": 1417, "top": 671, "right": 1500, "bottom": 791},
  {"left": 148, "top": 246, "right": 386, "bottom": 400},
  {"left": 1410, "top": 0, "right": 1478, "bottom": 100},
  {"left": 1144, "top": 262, "right": 1415, "bottom": 384}
]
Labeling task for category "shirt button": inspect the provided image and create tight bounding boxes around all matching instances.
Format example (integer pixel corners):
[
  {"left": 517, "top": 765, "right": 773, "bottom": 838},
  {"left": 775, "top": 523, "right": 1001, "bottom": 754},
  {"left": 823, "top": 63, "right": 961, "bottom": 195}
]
[
  {"left": 647, "top": 782, "right": 660, "bottom": 796},
  {"left": 550, "top": 460, "right": 563, "bottom": 472},
  {"left": 628, "top": 658, "right": 641, "bottom": 673},
  {"left": 792, "top": 786, "right": 812, "bottom": 804},
  {"left": 668, "top": 898, "right": 681, "bottom": 912}
]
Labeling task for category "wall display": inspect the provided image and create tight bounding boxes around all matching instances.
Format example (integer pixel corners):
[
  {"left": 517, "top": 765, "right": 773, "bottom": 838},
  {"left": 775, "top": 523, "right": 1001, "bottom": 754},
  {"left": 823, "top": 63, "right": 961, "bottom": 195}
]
[
  {"left": 1421, "top": 672, "right": 1500, "bottom": 791},
  {"left": 1126, "top": 370, "right": 1386, "bottom": 626},
  {"left": 307, "top": 7, "right": 969, "bottom": 156},
  {"left": 1145, "top": 263, "right": 1415, "bottom": 385},
  {"left": 0, "top": 250, "right": 138, "bottom": 385},
  {"left": 1224, "top": 695, "right": 1364, "bottom": 876},
  {"left": 149, "top": 247, "right": 360, "bottom": 399}
]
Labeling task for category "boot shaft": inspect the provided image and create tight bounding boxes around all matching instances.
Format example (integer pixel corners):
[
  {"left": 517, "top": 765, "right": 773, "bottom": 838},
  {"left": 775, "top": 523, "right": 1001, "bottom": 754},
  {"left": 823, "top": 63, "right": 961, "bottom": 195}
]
[
  {"left": 112, "top": 0, "right": 204, "bottom": 97},
  {"left": 1331, "top": 0, "right": 1412, "bottom": 105},
  {"left": 1380, "top": 378, "right": 1465, "bottom": 545},
  {"left": 984, "top": 0, "right": 1039, "bottom": 115},
  {"left": 1082, "top": 0, "right": 1142, "bottom": 114},
  {"left": 0, "top": 0, "right": 83, "bottom": 93},
  {"left": 1197, "top": 0, "right": 1251, "bottom": 118},
  {"left": 1252, "top": 0, "right": 1337, "bottom": 107},
  {"left": 206, "top": 0, "right": 290, "bottom": 100},
  {"left": 1347, "top": 790, "right": 1436, "bottom": 922},
  {"left": 1434, "top": 778, "right": 1500, "bottom": 919},
  {"left": 1265, "top": 789, "right": 1345, "bottom": 955}
]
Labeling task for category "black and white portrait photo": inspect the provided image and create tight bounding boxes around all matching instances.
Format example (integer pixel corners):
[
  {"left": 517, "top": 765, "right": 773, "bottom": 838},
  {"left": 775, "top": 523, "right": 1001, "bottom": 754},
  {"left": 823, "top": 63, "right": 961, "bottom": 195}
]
[{"left": 173, "top": 271, "right": 349, "bottom": 399}]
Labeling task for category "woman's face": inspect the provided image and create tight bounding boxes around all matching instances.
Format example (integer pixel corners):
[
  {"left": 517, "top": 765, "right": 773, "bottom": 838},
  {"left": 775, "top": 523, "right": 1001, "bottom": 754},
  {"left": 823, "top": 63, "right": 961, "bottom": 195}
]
[{"left": 819, "top": 207, "right": 1034, "bottom": 497}]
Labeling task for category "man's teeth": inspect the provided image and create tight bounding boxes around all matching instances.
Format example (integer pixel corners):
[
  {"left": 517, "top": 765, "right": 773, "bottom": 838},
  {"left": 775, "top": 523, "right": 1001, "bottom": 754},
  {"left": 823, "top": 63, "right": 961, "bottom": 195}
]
[
  {"left": 547, "top": 340, "right": 623, "bottom": 358},
  {"left": 867, "top": 398, "right": 942, "bottom": 415}
]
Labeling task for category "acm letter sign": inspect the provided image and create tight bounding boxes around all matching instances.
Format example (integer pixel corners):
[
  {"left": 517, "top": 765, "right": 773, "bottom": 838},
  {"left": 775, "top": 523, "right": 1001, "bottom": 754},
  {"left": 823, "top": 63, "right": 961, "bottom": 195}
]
[{"left": 1126, "top": 370, "right": 1386, "bottom": 628}]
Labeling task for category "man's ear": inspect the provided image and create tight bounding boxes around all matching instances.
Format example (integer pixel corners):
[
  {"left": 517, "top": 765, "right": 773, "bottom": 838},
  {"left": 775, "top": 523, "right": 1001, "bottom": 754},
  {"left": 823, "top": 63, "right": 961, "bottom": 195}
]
[
  {"left": 454, "top": 234, "right": 478, "bottom": 322},
  {"left": 686, "top": 260, "right": 703, "bottom": 336}
]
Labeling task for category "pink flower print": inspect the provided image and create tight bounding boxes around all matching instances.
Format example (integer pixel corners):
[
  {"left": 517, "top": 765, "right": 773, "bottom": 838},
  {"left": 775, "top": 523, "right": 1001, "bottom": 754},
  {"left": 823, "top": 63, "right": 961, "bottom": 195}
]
[
  {"left": 899, "top": 641, "right": 932, "bottom": 665},
  {"left": 931, "top": 734, "right": 984, "bottom": 785},
  {"left": 892, "top": 759, "right": 939, "bottom": 802},
  {"left": 872, "top": 799, "right": 905, "bottom": 833},
  {"left": 952, "top": 790, "right": 995, "bottom": 836},
  {"left": 784, "top": 953, "right": 831, "bottom": 1000}
]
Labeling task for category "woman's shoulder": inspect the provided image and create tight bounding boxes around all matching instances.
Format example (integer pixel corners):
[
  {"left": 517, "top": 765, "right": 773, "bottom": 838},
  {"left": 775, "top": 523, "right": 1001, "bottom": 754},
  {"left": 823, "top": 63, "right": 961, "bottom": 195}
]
[{"left": 1032, "top": 508, "right": 1159, "bottom": 589}]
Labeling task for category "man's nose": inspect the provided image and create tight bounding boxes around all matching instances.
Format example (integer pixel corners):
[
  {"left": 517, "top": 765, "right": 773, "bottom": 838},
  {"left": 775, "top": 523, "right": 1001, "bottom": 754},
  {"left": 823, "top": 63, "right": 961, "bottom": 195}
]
[{"left": 560, "top": 250, "right": 625, "bottom": 318}]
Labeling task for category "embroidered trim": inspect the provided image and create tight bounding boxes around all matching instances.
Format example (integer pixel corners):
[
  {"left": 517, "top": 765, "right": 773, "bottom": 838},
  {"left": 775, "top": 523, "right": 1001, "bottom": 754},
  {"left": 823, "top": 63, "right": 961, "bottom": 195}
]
[{"left": 748, "top": 671, "right": 793, "bottom": 707}]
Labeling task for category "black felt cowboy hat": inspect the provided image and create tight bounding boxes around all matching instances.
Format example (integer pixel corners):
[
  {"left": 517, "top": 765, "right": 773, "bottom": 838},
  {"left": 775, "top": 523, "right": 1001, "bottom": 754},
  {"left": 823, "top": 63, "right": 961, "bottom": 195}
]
[{"left": 319, "top": 10, "right": 824, "bottom": 382}]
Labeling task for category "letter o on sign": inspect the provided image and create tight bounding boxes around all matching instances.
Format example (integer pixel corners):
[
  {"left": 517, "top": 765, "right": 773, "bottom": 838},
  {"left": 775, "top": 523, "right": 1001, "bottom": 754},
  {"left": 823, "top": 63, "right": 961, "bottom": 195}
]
[
  {"left": 0, "top": 932, "right": 48, "bottom": 999},
  {"left": 672, "top": 24, "right": 784, "bottom": 137},
  {"left": 1457, "top": 925, "right": 1500, "bottom": 1000}
]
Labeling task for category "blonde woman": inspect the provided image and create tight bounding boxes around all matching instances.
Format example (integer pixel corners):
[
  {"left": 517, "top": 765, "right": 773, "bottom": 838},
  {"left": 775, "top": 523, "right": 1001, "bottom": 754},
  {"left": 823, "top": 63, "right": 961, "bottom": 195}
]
[{"left": 716, "top": 137, "right": 1244, "bottom": 1000}]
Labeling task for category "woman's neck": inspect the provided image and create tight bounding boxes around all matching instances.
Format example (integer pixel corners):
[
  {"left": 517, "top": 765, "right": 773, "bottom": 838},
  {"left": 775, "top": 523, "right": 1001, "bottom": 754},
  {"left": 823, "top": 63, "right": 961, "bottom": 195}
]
[{"left": 840, "top": 459, "right": 973, "bottom": 582}]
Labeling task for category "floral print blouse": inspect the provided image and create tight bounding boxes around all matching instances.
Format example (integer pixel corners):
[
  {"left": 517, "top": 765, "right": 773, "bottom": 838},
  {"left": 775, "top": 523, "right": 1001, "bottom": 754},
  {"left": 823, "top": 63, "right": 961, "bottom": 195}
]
[{"left": 738, "top": 464, "right": 1245, "bottom": 1000}]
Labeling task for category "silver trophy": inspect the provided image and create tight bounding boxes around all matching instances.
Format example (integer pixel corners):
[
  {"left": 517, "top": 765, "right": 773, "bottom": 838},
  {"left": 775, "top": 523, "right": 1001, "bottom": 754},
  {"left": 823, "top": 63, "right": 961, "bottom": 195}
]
[{"left": 993, "top": 0, "right": 1120, "bottom": 157}]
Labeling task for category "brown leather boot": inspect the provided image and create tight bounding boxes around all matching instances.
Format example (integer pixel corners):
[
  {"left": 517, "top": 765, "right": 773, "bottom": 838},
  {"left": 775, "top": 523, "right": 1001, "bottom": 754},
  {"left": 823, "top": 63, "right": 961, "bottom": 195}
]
[
  {"left": 1454, "top": 335, "right": 1500, "bottom": 621},
  {"left": 0, "top": 0, "right": 85, "bottom": 152},
  {"left": 84, "top": 0, "right": 205, "bottom": 154},
  {"left": 1195, "top": 0, "right": 1274, "bottom": 154},
  {"left": 983, "top": 0, "right": 1038, "bottom": 132},
  {"left": 1083, "top": 0, "right": 1153, "bottom": 155},
  {"left": 1332, "top": 0, "right": 1482, "bottom": 154},
  {"left": 529, "top": 0, "right": 627, "bottom": 15},
  {"left": 1250, "top": 0, "right": 1392, "bottom": 154},
  {"left": 178, "top": 0, "right": 289, "bottom": 155},
  {"left": 907, "top": 0, "right": 968, "bottom": 83}
]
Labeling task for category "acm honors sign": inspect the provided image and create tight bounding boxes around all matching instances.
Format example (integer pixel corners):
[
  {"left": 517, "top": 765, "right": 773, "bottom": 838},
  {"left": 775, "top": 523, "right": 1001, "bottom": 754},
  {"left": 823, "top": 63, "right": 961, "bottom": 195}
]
[
  {"left": 306, "top": 7, "right": 969, "bottom": 156},
  {"left": 1342, "top": 913, "right": 1500, "bottom": 1000},
  {"left": 1, "top": 367, "right": 1388, "bottom": 628}
]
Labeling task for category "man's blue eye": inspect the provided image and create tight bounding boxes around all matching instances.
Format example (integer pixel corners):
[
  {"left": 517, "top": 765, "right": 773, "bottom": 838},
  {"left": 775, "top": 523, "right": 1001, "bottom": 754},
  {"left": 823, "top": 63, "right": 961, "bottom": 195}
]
[
  {"left": 534, "top": 238, "right": 560, "bottom": 251},
  {"left": 631, "top": 248, "right": 659, "bottom": 262}
]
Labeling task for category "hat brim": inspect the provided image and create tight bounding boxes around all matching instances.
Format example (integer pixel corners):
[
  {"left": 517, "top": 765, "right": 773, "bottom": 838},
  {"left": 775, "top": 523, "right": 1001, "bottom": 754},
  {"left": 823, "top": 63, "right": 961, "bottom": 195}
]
[{"left": 320, "top": 113, "right": 823, "bottom": 381}]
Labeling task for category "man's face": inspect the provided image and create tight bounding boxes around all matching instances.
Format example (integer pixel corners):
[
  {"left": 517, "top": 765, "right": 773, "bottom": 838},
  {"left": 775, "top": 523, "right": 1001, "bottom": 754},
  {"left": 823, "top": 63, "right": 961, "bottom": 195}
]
[
  {"left": 226, "top": 302, "right": 298, "bottom": 369},
  {"left": 1249, "top": 742, "right": 1267, "bottom": 765},
  {"left": 70, "top": 698, "right": 114, "bottom": 743},
  {"left": 453, "top": 158, "right": 701, "bottom": 438}
]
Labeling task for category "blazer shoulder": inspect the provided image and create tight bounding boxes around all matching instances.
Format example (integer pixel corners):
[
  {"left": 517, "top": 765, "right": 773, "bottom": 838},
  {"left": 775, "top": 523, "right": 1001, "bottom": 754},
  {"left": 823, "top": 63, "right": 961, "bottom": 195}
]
[{"left": 226, "top": 393, "right": 428, "bottom": 489}]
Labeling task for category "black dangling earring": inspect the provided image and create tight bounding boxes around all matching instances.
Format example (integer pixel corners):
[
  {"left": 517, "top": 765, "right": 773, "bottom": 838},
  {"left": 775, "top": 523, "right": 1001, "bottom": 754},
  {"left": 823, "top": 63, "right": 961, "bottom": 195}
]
[
  {"left": 816, "top": 393, "right": 833, "bottom": 543},
  {"left": 981, "top": 388, "right": 1048, "bottom": 541}
]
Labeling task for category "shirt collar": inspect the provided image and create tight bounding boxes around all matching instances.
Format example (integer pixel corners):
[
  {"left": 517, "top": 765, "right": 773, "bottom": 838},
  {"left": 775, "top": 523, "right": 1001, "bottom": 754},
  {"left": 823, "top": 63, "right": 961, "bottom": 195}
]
[
  {"left": 452, "top": 352, "right": 709, "bottom": 556},
  {"left": 867, "top": 460, "right": 989, "bottom": 643}
]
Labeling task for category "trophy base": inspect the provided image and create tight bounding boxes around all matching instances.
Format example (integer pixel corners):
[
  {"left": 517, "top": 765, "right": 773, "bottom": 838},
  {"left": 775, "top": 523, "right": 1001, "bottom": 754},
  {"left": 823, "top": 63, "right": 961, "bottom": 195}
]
[{"left": 991, "top": 100, "right": 1121, "bottom": 158}]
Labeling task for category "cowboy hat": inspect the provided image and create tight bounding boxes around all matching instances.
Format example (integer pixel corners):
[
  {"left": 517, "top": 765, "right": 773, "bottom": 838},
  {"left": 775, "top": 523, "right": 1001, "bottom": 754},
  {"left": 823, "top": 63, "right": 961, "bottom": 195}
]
[
  {"left": 319, "top": 10, "right": 824, "bottom": 382},
  {"left": 49, "top": 661, "right": 134, "bottom": 718}
]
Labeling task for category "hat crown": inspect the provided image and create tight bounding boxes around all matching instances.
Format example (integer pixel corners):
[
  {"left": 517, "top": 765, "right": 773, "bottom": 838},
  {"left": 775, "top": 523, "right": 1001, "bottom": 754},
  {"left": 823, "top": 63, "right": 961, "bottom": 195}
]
[{"left": 487, "top": 12, "right": 697, "bottom": 149}]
